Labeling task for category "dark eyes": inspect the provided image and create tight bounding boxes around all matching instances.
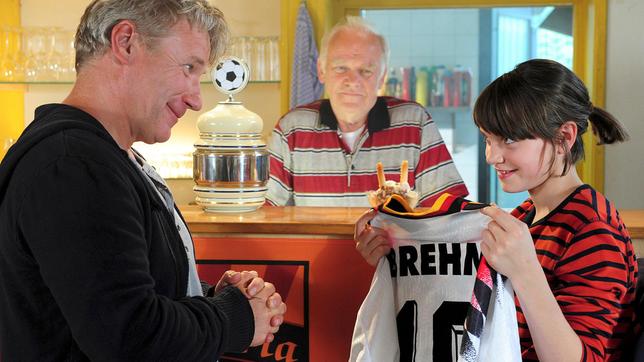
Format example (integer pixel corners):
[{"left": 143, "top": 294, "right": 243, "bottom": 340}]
[
  {"left": 332, "top": 67, "right": 374, "bottom": 77},
  {"left": 483, "top": 136, "right": 516, "bottom": 145}
]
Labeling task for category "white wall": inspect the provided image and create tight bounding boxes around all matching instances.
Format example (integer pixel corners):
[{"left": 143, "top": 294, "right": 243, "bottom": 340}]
[{"left": 605, "top": 0, "right": 644, "bottom": 209}]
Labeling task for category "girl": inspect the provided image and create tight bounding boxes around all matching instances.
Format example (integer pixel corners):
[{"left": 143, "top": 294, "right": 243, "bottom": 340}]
[{"left": 476, "top": 59, "right": 637, "bottom": 361}]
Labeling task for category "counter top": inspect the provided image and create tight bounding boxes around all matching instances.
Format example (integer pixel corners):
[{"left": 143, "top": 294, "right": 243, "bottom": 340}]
[
  {"left": 622, "top": 210, "right": 644, "bottom": 239},
  {"left": 179, "top": 206, "right": 644, "bottom": 239},
  {"left": 179, "top": 205, "right": 368, "bottom": 236}
]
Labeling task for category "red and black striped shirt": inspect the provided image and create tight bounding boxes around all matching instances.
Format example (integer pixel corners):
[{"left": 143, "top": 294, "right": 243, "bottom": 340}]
[{"left": 512, "top": 184, "right": 638, "bottom": 361}]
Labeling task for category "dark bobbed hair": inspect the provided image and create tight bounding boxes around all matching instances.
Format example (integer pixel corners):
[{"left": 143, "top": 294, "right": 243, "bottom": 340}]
[{"left": 473, "top": 59, "right": 628, "bottom": 175}]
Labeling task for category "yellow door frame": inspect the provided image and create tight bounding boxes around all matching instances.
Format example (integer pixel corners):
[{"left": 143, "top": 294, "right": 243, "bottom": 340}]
[
  {"left": 0, "top": 0, "right": 23, "bottom": 160},
  {"left": 281, "top": 0, "right": 607, "bottom": 190},
  {"left": 280, "top": 0, "right": 334, "bottom": 114}
]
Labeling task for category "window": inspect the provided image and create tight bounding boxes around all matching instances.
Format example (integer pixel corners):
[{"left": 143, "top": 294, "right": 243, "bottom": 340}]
[{"left": 363, "top": 6, "right": 572, "bottom": 207}]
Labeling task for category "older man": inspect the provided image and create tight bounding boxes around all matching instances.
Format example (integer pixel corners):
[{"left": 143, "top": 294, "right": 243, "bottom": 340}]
[
  {"left": 0, "top": 1, "right": 285, "bottom": 360},
  {"left": 267, "top": 17, "right": 468, "bottom": 207}
]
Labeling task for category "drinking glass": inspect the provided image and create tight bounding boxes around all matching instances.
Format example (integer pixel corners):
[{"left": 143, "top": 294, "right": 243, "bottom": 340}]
[
  {"left": 238, "top": 36, "right": 252, "bottom": 74},
  {"left": 24, "top": 27, "right": 48, "bottom": 81},
  {"left": 0, "top": 26, "right": 7, "bottom": 75},
  {"left": 228, "top": 36, "right": 241, "bottom": 57},
  {"left": 50, "top": 29, "right": 76, "bottom": 82},
  {"left": 252, "top": 36, "right": 266, "bottom": 81},
  {"left": 0, "top": 27, "right": 25, "bottom": 81},
  {"left": 43, "top": 27, "right": 64, "bottom": 81},
  {"left": 266, "top": 36, "right": 280, "bottom": 81},
  {"left": 1, "top": 138, "right": 16, "bottom": 160}
]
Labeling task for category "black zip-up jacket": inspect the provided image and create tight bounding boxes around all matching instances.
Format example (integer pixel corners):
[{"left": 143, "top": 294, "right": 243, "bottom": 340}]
[{"left": 0, "top": 104, "right": 253, "bottom": 361}]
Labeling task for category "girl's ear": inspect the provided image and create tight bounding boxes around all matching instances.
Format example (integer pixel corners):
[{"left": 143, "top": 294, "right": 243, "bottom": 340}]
[{"left": 557, "top": 121, "right": 578, "bottom": 154}]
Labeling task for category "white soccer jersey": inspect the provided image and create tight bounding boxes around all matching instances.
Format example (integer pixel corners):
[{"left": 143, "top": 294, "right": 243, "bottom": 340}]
[{"left": 350, "top": 194, "right": 520, "bottom": 362}]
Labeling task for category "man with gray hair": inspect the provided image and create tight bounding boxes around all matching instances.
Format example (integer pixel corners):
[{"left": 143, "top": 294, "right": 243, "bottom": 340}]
[
  {"left": 0, "top": 0, "right": 285, "bottom": 360},
  {"left": 267, "top": 17, "right": 467, "bottom": 209}
]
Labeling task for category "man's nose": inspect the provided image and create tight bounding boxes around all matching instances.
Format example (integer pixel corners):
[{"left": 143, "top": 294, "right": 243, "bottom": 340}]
[
  {"left": 184, "top": 78, "right": 203, "bottom": 111},
  {"left": 342, "top": 70, "right": 360, "bottom": 85}
]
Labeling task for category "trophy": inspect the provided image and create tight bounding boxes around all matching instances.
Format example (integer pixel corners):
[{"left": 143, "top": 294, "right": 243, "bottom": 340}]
[{"left": 193, "top": 57, "right": 269, "bottom": 213}]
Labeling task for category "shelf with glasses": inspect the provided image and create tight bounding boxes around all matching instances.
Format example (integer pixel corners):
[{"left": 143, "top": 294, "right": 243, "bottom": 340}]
[{"left": 2, "top": 25, "right": 281, "bottom": 86}]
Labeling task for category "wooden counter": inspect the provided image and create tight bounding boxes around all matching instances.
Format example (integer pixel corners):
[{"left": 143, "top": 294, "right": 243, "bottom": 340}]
[
  {"left": 180, "top": 205, "right": 367, "bottom": 236},
  {"left": 180, "top": 205, "right": 644, "bottom": 239},
  {"left": 180, "top": 205, "right": 373, "bottom": 362},
  {"left": 621, "top": 210, "right": 644, "bottom": 239}
]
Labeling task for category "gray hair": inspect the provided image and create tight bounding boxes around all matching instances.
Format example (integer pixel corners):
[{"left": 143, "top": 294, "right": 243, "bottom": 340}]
[
  {"left": 75, "top": 0, "right": 229, "bottom": 70},
  {"left": 319, "top": 16, "right": 388, "bottom": 77}
]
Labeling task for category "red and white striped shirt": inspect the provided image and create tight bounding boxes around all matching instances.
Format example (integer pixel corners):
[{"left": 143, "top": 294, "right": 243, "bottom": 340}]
[{"left": 266, "top": 97, "right": 468, "bottom": 206}]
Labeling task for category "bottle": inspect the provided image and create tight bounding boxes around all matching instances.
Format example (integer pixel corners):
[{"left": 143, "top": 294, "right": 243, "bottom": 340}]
[
  {"left": 427, "top": 66, "right": 436, "bottom": 106},
  {"left": 401, "top": 67, "right": 411, "bottom": 101},
  {"left": 442, "top": 67, "right": 452, "bottom": 108},
  {"left": 430, "top": 65, "right": 446, "bottom": 107},
  {"left": 415, "top": 67, "right": 429, "bottom": 107},
  {"left": 409, "top": 67, "right": 416, "bottom": 102},
  {"left": 461, "top": 67, "right": 472, "bottom": 107},
  {"left": 386, "top": 69, "right": 399, "bottom": 97},
  {"left": 452, "top": 66, "right": 463, "bottom": 107}
]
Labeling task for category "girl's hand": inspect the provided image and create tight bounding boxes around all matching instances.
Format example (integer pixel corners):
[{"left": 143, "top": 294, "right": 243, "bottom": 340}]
[
  {"left": 480, "top": 206, "right": 541, "bottom": 281},
  {"left": 354, "top": 209, "right": 391, "bottom": 267}
]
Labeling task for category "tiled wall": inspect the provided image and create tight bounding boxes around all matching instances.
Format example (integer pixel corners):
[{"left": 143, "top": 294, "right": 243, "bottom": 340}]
[{"left": 364, "top": 8, "right": 480, "bottom": 97}]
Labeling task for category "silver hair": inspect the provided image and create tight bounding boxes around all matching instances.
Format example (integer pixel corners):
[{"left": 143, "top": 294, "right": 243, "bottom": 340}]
[
  {"left": 318, "top": 16, "right": 388, "bottom": 77},
  {"left": 74, "top": 0, "right": 229, "bottom": 70}
]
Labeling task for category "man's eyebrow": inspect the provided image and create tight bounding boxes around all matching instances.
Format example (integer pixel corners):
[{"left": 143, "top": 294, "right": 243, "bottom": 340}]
[{"left": 187, "top": 55, "right": 206, "bottom": 67}]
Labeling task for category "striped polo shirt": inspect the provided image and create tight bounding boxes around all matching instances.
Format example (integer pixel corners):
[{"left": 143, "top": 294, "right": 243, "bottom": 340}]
[
  {"left": 266, "top": 96, "right": 468, "bottom": 207},
  {"left": 512, "top": 184, "right": 638, "bottom": 361}
]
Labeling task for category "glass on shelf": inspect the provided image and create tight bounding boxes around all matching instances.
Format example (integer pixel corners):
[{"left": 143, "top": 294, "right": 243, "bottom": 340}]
[
  {"left": 223, "top": 36, "right": 280, "bottom": 82},
  {"left": 1, "top": 137, "right": 16, "bottom": 160},
  {"left": 251, "top": 36, "right": 266, "bottom": 81},
  {"left": 266, "top": 36, "right": 280, "bottom": 81},
  {"left": 24, "top": 27, "right": 51, "bottom": 81},
  {"left": 1, "top": 26, "right": 25, "bottom": 81},
  {"left": 48, "top": 29, "right": 76, "bottom": 82},
  {"left": 0, "top": 25, "right": 76, "bottom": 83}
]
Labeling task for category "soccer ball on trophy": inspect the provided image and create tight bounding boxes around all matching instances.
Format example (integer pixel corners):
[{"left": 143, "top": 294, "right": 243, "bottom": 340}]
[{"left": 212, "top": 57, "right": 250, "bottom": 96}]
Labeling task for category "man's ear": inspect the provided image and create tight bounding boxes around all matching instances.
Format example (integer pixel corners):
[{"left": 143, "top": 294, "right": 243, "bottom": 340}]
[
  {"left": 558, "top": 121, "right": 578, "bottom": 154},
  {"left": 317, "top": 58, "right": 325, "bottom": 84},
  {"left": 110, "top": 20, "right": 138, "bottom": 64}
]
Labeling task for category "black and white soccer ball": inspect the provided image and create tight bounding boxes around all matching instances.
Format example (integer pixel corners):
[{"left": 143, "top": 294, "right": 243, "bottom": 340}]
[{"left": 212, "top": 57, "right": 249, "bottom": 95}]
